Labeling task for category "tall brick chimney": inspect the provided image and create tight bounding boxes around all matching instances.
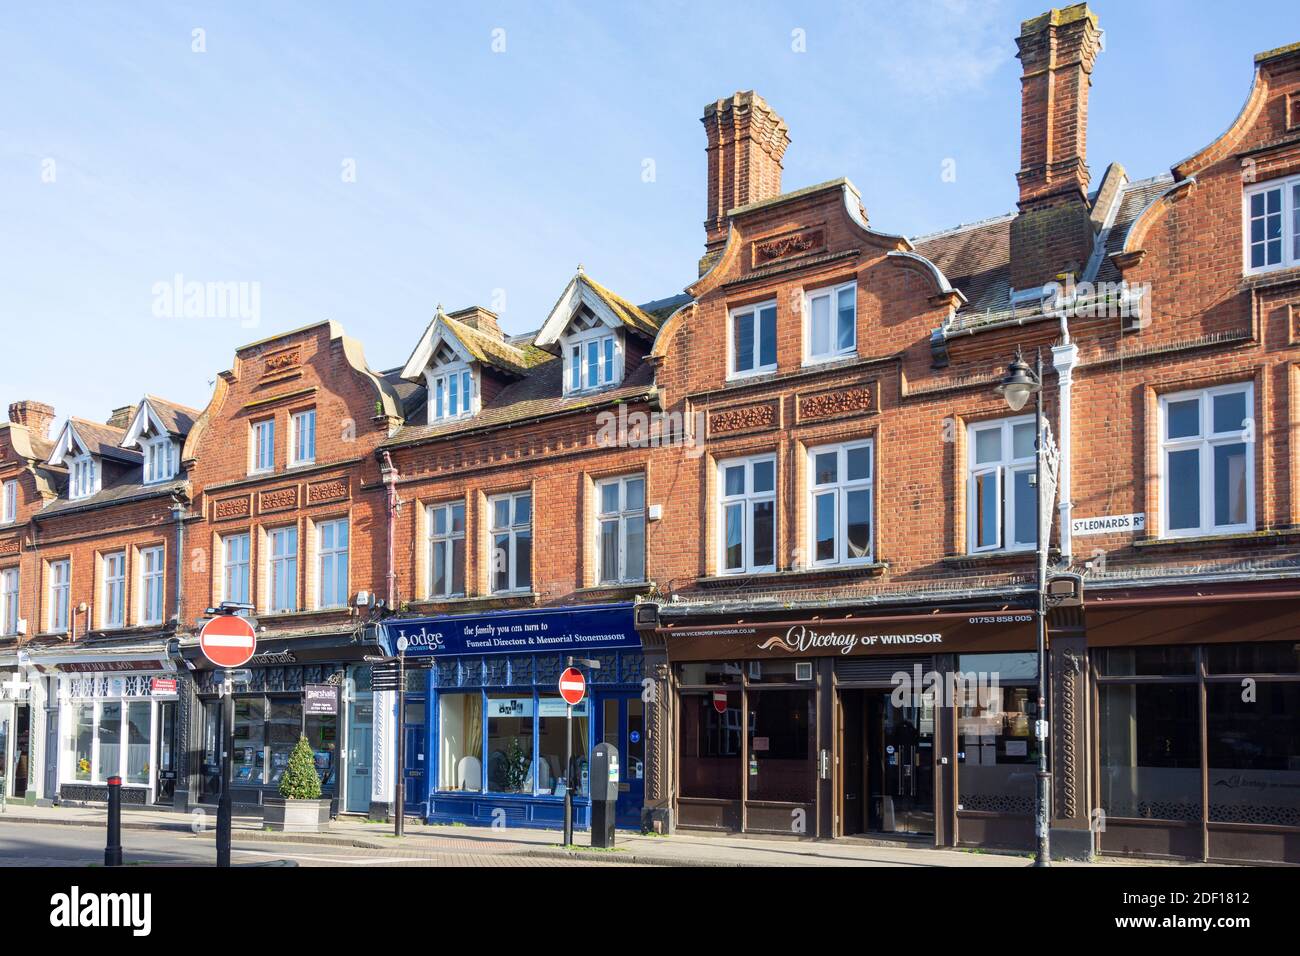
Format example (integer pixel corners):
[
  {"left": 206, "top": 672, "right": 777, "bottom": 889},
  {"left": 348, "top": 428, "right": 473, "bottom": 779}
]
[
  {"left": 701, "top": 91, "right": 791, "bottom": 274},
  {"left": 1010, "top": 4, "right": 1103, "bottom": 293},
  {"left": 8, "top": 400, "right": 55, "bottom": 440}
]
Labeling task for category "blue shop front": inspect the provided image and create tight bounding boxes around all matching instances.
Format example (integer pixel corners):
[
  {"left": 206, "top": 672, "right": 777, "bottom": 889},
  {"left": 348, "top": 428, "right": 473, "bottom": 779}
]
[{"left": 379, "top": 603, "right": 647, "bottom": 830}]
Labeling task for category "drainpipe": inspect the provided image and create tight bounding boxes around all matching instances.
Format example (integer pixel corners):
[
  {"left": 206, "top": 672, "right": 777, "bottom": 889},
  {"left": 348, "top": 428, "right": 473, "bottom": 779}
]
[
  {"left": 171, "top": 500, "right": 185, "bottom": 628},
  {"left": 380, "top": 452, "right": 399, "bottom": 610},
  {"left": 1052, "top": 315, "right": 1078, "bottom": 565}
]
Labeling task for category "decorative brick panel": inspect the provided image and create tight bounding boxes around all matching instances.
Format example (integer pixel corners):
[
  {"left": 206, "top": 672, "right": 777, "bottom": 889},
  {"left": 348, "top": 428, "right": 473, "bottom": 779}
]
[
  {"left": 259, "top": 486, "right": 299, "bottom": 513},
  {"left": 307, "top": 477, "right": 349, "bottom": 504},
  {"left": 754, "top": 228, "right": 825, "bottom": 265},
  {"left": 706, "top": 399, "right": 780, "bottom": 438},
  {"left": 795, "top": 380, "right": 879, "bottom": 423},
  {"left": 0, "top": 537, "right": 19, "bottom": 556},
  {"left": 212, "top": 496, "right": 251, "bottom": 522}
]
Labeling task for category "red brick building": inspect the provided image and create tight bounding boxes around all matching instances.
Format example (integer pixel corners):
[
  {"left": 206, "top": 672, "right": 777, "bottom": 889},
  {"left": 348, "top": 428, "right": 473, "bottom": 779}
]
[
  {"left": 2, "top": 1, "right": 1298, "bottom": 864},
  {"left": 176, "top": 320, "right": 403, "bottom": 815}
]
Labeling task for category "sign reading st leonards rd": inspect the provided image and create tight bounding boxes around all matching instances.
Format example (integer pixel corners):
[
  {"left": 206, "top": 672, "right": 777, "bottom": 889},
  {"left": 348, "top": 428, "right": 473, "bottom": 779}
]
[
  {"left": 379, "top": 603, "right": 641, "bottom": 658},
  {"left": 1070, "top": 512, "right": 1146, "bottom": 536}
]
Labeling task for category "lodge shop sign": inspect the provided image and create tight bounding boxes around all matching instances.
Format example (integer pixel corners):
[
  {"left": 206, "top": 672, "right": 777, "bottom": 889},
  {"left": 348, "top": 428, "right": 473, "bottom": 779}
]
[{"left": 667, "top": 613, "right": 1036, "bottom": 662}]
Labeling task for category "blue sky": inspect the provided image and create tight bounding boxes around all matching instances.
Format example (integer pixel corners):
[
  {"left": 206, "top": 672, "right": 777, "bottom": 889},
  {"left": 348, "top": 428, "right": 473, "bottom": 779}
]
[{"left": 1, "top": 0, "right": 1296, "bottom": 424}]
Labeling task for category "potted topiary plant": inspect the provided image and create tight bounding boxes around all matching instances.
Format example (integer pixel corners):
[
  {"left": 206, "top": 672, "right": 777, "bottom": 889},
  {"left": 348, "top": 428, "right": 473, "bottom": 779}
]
[{"left": 263, "top": 735, "right": 331, "bottom": 832}]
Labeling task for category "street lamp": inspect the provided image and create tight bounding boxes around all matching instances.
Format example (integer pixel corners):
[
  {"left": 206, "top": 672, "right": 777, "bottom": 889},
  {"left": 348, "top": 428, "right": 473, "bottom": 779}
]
[{"left": 996, "top": 349, "right": 1052, "bottom": 868}]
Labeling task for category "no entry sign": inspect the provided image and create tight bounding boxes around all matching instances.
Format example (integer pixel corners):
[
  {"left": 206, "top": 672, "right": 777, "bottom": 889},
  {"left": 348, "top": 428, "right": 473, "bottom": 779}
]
[
  {"left": 713, "top": 691, "right": 729, "bottom": 715},
  {"left": 199, "top": 615, "right": 257, "bottom": 668},
  {"left": 558, "top": 666, "right": 586, "bottom": 706}
]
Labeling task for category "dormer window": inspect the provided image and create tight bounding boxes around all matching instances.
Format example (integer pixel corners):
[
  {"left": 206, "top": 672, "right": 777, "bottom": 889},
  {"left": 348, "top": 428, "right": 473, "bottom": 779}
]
[
  {"left": 143, "top": 436, "right": 176, "bottom": 483},
  {"left": 561, "top": 312, "right": 622, "bottom": 395},
  {"left": 426, "top": 344, "right": 475, "bottom": 423},
  {"left": 70, "top": 455, "right": 98, "bottom": 499}
]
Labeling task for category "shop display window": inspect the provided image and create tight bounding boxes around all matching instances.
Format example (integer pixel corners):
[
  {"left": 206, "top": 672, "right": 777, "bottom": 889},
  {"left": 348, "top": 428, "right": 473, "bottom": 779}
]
[
  {"left": 486, "top": 694, "right": 534, "bottom": 793},
  {"left": 746, "top": 688, "right": 815, "bottom": 803}
]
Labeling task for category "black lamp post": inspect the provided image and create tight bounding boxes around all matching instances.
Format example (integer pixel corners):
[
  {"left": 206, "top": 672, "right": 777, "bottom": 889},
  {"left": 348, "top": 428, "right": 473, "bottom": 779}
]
[{"left": 995, "top": 350, "right": 1052, "bottom": 868}]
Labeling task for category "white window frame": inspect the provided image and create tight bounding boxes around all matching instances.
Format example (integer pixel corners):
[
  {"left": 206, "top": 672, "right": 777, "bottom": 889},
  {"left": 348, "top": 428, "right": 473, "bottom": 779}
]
[
  {"left": 222, "top": 533, "right": 251, "bottom": 605},
  {"left": 803, "top": 281, "right": 857, "bottom": 364},
  {"left": 727, "top": 300, "right": 778, "bottom": 380},
  {"left": 1243, "top": 173, "right": 1300, "bottom": 275},
  {"left": 102, "top": 551, "right": 126, "bottom": 630},
  {"left": 61, "top": 696, "right": 158, "bottom": 789},
  {"left": 269, "top": 526, "right": 298, "bottom": 613},
  {"left": 807, "top": 439, "right": 874, "bottom": 566},
  {"left": 316, "top": 518, "right": 349, "bottom": 609},
  {"left": 49, "top": 559, "right": 70, "bottom": 633},
  {"left": 289, "top": 409, "right": 316, "bottom": 467},
  {"left": 717, "top": 454, "right": 778, "bottom": 574},
  {"left": 142, "top": 436, "right": 176, "bottom": 484},
  {"left": 1158, "top": 382, "right": 1255, "bottom": 539},
  {"left": 429, "top": 364, "right": 476, "bottom": 422},
  {"left": 250, "top": 419, "right": 275, "bottom": 474},
  {"left": 596, "top": 474, "right": 647, "bottom": 584},
  {"left": 427, "top": 501, "right": 467, "bottom": 598},
  {"left": 563, "top": 327, "right": 621, "bottom": 395},
  {"left": 140, "top": 546, "right": 165, "bottom": 626},
  {"left": 488, "top": 491, "right": 532, "bottom": 594},
  {"left": 0, "top": 567, "right": 18, "bottom": 636},
  {"left": 967, "top": 416, "right": 1038, "bottom": 554},
  {"left": 1, "top": 479, "right": 17, "bottom": 524},
  {"left": 69, "top": 455, "right": 98, "bottom": 500}
]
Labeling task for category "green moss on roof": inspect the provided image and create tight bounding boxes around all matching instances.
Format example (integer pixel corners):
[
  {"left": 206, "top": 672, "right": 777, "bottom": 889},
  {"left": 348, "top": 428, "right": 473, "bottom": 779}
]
[{"left": 581, "top": 276, "right": 661, "bottom": 337}]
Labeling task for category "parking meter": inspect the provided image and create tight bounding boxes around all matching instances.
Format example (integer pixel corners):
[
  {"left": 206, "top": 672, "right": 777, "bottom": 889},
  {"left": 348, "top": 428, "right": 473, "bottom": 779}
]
[{"left": 590, "top": 742, "right": 620, "bottom": 847}]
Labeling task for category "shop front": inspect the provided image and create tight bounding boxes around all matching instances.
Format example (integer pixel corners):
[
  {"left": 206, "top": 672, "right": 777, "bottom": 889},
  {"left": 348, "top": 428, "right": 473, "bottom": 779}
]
[
  {"left": 662, "top": 608, "right": 1040, "bottom": 846},
  {"left": 379, "top": 603, "right": 646, "bottom": 830},
  {"left": 1087, "top": 592, "right": 1300, "bottom": 865},
  {"left": 29, "top": 648, "right": 183, "bottom": 807},
  {"left": 181, "top": 632, "right": 380, "bottom": 815}
]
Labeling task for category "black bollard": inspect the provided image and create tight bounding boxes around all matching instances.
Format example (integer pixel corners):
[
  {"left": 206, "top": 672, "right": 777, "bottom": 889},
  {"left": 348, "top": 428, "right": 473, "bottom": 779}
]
[{"left": 105, "top": 775, "right": 123, "bottom": 866}]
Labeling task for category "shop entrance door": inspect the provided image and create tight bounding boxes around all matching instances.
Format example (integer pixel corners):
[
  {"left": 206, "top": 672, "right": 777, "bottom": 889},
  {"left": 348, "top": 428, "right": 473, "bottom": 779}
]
[
  {"left": 155, "top": 701, "right": 177, "bottom": 804},
  {"left": 11, "top": 705, "right": 29, "bottom": 797},
  {"left": 840, "top": 689, "right": 934, "bottom": 836},
  {"left": 403, "top": 698, "right": 426, "bottom": 811},
  {"left": 345, "top": 697, "right": 373, "bottom": 814},
  {"left": 200, "top": 700, "right": 222, "bottom": 802},
  {"left": 596, "top": 694, "right": 645, "bottom": 828},
  {"left": 867, "top": 690, "right": 934, "bottom": 834}
]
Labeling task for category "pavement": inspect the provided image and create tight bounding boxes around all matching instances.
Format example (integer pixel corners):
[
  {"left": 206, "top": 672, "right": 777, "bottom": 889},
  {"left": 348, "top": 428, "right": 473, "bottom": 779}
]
[{"left": 0, "top": 801, "right": 1185, "bottom": 867}]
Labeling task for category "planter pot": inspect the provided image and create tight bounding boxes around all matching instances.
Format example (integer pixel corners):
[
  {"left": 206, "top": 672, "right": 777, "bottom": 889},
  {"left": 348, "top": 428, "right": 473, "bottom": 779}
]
[{"left": 263, "top": 797, "right": 332, "bottom": 833}]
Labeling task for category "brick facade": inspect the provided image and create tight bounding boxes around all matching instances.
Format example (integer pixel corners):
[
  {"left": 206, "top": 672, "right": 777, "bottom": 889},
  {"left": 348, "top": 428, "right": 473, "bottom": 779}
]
[{"left": 3, "top": 2, "right": 1299, "bottom": 861}]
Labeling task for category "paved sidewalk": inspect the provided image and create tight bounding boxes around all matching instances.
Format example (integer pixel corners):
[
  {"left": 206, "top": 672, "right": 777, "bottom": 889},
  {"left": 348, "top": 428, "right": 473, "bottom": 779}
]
[{"left": 0, "top": 802, "right": 1173, "bottom": 867}]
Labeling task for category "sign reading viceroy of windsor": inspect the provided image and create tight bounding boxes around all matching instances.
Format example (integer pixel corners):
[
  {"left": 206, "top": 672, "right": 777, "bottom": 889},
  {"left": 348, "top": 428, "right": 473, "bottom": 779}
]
[
  {"left": 379, "top": 604, "right": 642, "bottom": 658},
  {"left": 666, "top": 613, "right": 1038, "bottom": 662}
]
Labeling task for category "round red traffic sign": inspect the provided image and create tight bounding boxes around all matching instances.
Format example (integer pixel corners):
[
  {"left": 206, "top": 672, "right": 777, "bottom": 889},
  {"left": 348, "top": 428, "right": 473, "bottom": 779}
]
[
  {"left": 558, "top": 666, "right": 586, "bottom": 706},
  {"left": 199, "top": 614, "right": 257, "bottom": 668}
]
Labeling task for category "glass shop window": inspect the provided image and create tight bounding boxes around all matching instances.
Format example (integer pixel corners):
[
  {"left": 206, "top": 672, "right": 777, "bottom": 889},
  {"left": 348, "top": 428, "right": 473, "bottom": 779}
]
[
  {"left": 955, "top": 673, "right": 1039, "bottom": 813},
  {"left": 678, "top": 689, "right": 742, "bottom": 800},
  {"left": 537, "top": 695, "right": 589, "bottom": 797},
  {"left": 1098, "top": 683, "right": 1201, "bottom": 821},
  {"left": 1206, "top": 681, "right": 1300, "bottom": 826},
  {"left": 746, "top": 688, "right": 815, "bottom": 803},
  {"left": 486, "top": 694, "right": 534, "bottom": 794},
  {"left": 96, "top": 702, "right": 122, "bottom": 784},
  {"left": 232, "top": 697, "right": 266, "bottom": 785},
  {"left": 677, "top": 661, "right": 744, "bottom": 686},
  {"left": 305, "top": 708, "right": 338, "bottom": 789},
  {"left": 268, "top": 698, "right": 303, "bottom": 787},
  {"left": 439, "top": 693, "right": 484, "bottom": 792},
  {"left": 1204, "top": 641, "right": 1300, "bottom": 675},
  {"left": 125, "top": 701, "right": 151, "bottom": 786},
  {"left": 1095, "top": 646, "right": 1197, "bottom": 677},
  {"left": 69, "top": 704, "right": 94, "bottom": 782}
]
